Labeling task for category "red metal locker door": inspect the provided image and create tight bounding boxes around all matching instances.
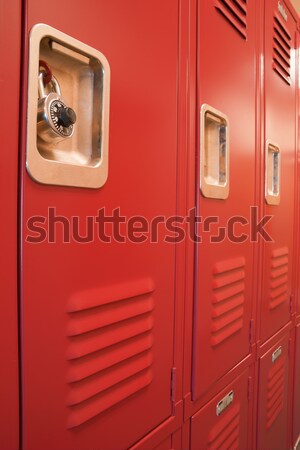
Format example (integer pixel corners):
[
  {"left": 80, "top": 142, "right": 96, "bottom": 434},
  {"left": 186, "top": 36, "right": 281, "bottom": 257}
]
[
  {"left": 190, "top": 368, "right": 250, "bottom": 450},
  {"left": 293, "top": 321, "right": 300, "bottom": 447},
  {"left": 20, "top": 2, "right": 180, "bottom": 449},
  {"left": 260, "top": 0, "right": 297, "bottom": 343},
  {"left": 193, "top": 0, "right": 256, "bottom": 399},
  {"left": 257, "top": 332, "right": 290, "bottom": 450},
  {"left": 0, "top": 1, "right": 21, "bottom": 449}
]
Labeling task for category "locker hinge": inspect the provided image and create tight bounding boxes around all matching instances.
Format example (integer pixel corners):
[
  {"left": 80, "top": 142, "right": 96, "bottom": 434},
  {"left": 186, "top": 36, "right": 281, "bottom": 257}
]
[
  {"left": 249, "top": 319, "right": 254, "bottom": 347},
  {"left": 248, "top": 376, "right": 252, "bottom": 401},
  {"left": 171, "top": 367, "right": 176, "bottom": 403}
]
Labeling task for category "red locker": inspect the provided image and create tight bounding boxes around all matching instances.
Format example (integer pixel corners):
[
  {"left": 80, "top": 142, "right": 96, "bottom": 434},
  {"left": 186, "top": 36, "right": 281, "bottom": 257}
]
[
  {"left": 257, "top": 331, "right": 291, "bottom": 450},
  {"left": 259, "top": 0, "right": 297, "bottom": 343},
  {"left": 190, "top": 368, "right": 251, "bottom": 450},
  {"left": 0, "top": 1, "right": 21, "bottom": 448},
  {"left": 193, "top": 0, "right": 257, "bottom": 400},
  {"left": 293, "top": 320, "right": 300, "bottom": 448},
  {"left": 20, "top": 1, "right": 182, "bottom": 449}
]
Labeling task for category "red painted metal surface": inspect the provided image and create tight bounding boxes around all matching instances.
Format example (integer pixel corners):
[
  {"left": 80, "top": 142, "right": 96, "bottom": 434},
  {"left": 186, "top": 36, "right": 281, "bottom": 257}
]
[
  {"left": 20, "top": 1, "right": 181, "bottom": 449},
  {"left": 150, "top": 429, "right": 181, "bottom": 450},
  {"left": 259, "top": 0, "right": 297, "bottom": 344},
  {"left": 0, "top": 1, "right": 21, "bottom": 449},
  {"left": 293, "top": 320, "right": 300, "bottom": 447},
  {"left": 152, "top": 436, "right": 174, "bottom": 450},
  {"left": 292, "top": 27, "right": 299, "bottom": 321},
  {"left": 257, "top": 331, "right": 290, "bottom": 450},
  {"left": 297, "top": 27, "right": 300, "bottom": 320},
  {"left": 193, "top": 0, "right": 257, "bottom": 400},
  {"left": 190, "top": 368, "right": 251, "bottom": 450},
  {"left": 129, "top": 426, "right": 182, "bottom": 450},
  {"left": 173, "top": 0, "right": 196, "bottom": 412},
  {"left": 171, "top": 429, "right": 183, "bottom": 450},
  {"left": 181, "top": 0, "right": 197, "bottom": 409}
]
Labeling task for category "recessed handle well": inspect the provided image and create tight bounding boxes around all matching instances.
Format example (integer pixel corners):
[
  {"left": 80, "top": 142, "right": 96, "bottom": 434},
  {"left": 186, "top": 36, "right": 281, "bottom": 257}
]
[
  {"left": 265, "top": 140, "right": 281, "bottom": 205},
  {"left": 26, "top": 24, "right": 110, "bottom": 189},
  {"left": 200, "top": 104, "right": 229, "bottom": 200}
]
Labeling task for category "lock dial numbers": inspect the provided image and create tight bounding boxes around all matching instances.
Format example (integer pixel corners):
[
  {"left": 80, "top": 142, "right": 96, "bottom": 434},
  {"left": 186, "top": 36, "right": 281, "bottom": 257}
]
[{"left": 50, "top": 100, "right": 74, "bottom": 137}]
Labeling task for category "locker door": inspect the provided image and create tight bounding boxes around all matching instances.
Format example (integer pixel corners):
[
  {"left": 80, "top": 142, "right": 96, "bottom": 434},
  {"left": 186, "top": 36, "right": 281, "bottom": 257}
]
[
  {"left": 0, "top": 1, "right": 21, "bottom": 449},
  {"left": 260, "top": 0, "right": 297, "bottom": 343},
  {"left": 293, "top": 322, "right": 300, "bottom": 447},
  {"left": 20, "top": 2, "right": 180, "bottom": 449},
  {"left": 191, "top": 369, "right": 250, "bottom": 450},
  {"left": 257, "top": 333, "right": 290, "bottom": 450},
  {"left": 193, "top": 0, "right": 256, "bottom": 399}
]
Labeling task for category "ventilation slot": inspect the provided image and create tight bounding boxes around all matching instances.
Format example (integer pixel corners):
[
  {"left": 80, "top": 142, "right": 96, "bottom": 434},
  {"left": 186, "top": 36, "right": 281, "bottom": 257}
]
[
  {"left": 273, "top": 15, "right": 291, "bottom": 85},
  {"left": 270, "top": 247, "right": 289, "bottom": 310},
  {"left": 211, "top": 257, "right": 246, "bottom": 346},
  {"left": 208, "top": 403, "right": 240, "bottom": 450},
  {"left": 66, "top": 278, "right": 155, "bottom": 428},
  {"left": 266, "top": 357, "right": 285, "bottom": 429},
  {"left": 215, "top": 0, "right": 247, "bottom": 39}
]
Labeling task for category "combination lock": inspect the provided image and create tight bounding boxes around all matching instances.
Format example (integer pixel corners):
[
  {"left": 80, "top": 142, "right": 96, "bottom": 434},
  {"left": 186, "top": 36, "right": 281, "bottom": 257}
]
[{"left": 37, "top": 72, "right": 77, "bottom": 144}]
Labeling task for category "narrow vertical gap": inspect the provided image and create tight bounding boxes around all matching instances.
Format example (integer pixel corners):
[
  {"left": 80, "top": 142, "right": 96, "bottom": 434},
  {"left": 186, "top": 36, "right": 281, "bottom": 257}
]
[
  {"left": 17, "top": 0, "right": 29, "bottom": 448},
  {"left": 191, "top": 0, "right": 199, "bottom": 401}
]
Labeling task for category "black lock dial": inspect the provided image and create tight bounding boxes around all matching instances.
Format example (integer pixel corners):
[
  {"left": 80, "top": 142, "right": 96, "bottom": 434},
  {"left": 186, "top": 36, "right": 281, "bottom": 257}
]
[
  {"left": 56, "top": 106, "right": 77, "bottom": 128},
  {"left": 49, "top": 100, "right": 76, "bottom": 137}
]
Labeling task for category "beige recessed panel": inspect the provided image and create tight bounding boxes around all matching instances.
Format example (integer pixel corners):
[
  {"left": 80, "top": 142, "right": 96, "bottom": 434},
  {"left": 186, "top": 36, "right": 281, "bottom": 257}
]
[
  {"left": 200, "top": 104, "right": 229, "bottom": 200},
  {"left": 27, "top": 23, "right": 110, "bottom": 189},
  {"left": 265, "top": 140, "right": 281, "bottom": 205}
]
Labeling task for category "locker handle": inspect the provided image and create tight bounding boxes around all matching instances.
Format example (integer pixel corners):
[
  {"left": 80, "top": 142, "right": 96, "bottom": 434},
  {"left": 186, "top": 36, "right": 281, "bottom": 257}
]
[
  {"left": 216, "top": 390, "right": 234, "bottom": 416},
  {"left": 265, "top": 140, "right": 281, "bottom": 205},
  {"left": 200, "top": 104, "right": 229, "bottom": 200},
  {"left": 26, "top": 23, "right": 110, "bottom": 189},
  {"left": 272, "top": 346, "right": 282, "bottom": 363}
]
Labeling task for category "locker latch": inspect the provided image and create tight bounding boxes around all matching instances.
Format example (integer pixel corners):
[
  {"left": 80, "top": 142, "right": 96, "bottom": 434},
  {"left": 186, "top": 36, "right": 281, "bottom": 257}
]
[
  {"left": 37, "top": 64, "right": 77, "bottom": 144},
  {"left": 272, "top": 346, "right": 282, "bottom": 363},
  {"left": 216, "top": 390, "right": 234, "bottom": 416}
]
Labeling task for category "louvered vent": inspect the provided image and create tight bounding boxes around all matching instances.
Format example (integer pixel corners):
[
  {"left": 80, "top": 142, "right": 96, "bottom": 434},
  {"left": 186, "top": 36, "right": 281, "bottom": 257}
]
[
  {"left": 211, "top": 257, "right": 245, "bottom": 346},
  {"left": 269, "top": 247, "right": 289, "bottom": 310},
  {"left": 208, "top": 403, "right": 240, "bottom": 450},
  {"left": 215, "top": 0, "right": 247, "bottom": 39},
  {"left": 273, "top": 15, "right": 292, "bottom": 85},
  {"left": 266, "top": 356, "right": 285, "bottom": 429},
  {"left": 66, "top": 279, "right": 154, "bottom": 429}
]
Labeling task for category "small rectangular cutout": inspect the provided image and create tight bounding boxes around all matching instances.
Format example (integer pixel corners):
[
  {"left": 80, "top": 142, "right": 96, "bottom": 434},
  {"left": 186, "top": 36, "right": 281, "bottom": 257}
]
[
  {"left": 265, "top": 140, "right": 280, "bottom": 205},
  {"left": 200, "top": 104, "right": 229, "bottom": 199},
  {"left": 51, "top": 41, "right": 90, "bottom": 63}
]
